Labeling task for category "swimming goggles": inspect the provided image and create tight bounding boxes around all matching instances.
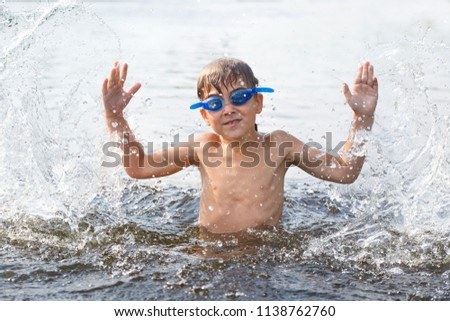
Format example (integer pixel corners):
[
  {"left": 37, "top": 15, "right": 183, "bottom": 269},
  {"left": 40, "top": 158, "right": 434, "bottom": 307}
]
[{"left": 189, "top": 87, "right": 274, "bottom": 112}]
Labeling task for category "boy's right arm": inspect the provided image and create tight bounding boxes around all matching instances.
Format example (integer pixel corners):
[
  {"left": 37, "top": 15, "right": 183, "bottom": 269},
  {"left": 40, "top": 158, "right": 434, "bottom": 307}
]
[{"left": 102, "top": 62, "right": 197, "bottom": 179}]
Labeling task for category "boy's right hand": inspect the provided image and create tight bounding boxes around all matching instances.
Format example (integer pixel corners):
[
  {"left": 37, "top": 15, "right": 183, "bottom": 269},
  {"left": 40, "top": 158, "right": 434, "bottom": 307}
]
[{"left": 102, "top": 61, "right": 141, "bottom": 117}]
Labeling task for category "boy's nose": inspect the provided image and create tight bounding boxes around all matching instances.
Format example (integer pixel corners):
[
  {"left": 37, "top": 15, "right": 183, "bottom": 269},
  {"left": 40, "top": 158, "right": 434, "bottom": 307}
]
[{"left": 222, "top": 100, "right": 236, "bottom": 114}]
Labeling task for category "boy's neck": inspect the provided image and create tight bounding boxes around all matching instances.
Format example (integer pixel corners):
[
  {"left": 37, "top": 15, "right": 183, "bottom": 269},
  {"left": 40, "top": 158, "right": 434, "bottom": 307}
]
[{"left": 219, "top": 128, "right": 261, "bottom": 149}]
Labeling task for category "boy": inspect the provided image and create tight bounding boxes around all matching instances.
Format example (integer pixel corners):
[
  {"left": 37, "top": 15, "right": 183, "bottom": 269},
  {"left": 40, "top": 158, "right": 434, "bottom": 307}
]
[{"left": 102, "top": 58, "right": 378, "bottom": 234}]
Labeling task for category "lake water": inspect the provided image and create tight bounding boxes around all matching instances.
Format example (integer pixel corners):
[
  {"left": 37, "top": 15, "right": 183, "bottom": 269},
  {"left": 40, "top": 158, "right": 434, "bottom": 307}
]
[{"left": 0, "top": 0, "right": 449, "bottom": 300}]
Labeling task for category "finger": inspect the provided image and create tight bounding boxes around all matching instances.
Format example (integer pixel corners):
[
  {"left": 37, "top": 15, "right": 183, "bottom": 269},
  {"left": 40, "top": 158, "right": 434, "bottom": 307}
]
[
  {"left": 120, "top": 63, "right": 128, "bottom": 86},
  {"left": 114, "top": 62, "right": 121, "bottom": 85},
  {"left": 102, "top": 78, "right": 108, "bottom": 96},
  {"left": 124, "top": 82, "right": 141, "bottom": 104},
  {"left": 128, "top": 82, "right": 141, "bottom": 96},
  {"left": 343, "top": 83, "right": 352, "bottom": 103},
  {"left": 108, "top": 67, "right": 117, "bottom": 89},
  {"left": 373, "top": 77, "right": 378, "bottom": 92},
  {"left": 367, "top": 64, "right": 374, "bottom": 86},
  {"left": 354, "top": 64, "right": 363, "bottom": 84},
  {"left": 361, "top": 61, "right": 368, "bottom": 84}
]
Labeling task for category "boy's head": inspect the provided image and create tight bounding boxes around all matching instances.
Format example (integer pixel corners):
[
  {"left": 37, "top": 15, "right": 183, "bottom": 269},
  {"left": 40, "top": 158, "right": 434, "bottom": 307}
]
[
  {"left": 194, "top": 58, "right": 272, "bottom": 142},
  {"left": 197, "top": 58, "right": 259, "bottom": 100}
]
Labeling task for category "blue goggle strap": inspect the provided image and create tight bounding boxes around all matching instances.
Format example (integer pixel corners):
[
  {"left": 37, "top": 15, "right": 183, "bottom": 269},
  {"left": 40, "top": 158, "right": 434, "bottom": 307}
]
[
  {"left": 189, "top": 87, "right": 275, "bottom": 110},
  {"left": 252, "top": 87, "right": 275, "bottom": 94},
  {"left": 189, "top": 102, "right": 206, "bottom": 110}
]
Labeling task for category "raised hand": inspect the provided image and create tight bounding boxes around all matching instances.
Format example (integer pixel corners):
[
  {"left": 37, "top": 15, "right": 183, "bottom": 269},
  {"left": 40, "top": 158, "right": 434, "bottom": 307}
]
[
  {"left": 343, "top": 61, "right": 378, "bottom": 117},
  {"left": 102, "top": 61, "right": 141, "bottom": 117}
]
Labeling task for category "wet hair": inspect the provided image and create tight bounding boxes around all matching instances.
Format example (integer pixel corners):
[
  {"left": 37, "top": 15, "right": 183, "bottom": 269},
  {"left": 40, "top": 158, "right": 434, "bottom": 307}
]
[{"left": 196, "top": 57, "right": 259, "bottom": 99}]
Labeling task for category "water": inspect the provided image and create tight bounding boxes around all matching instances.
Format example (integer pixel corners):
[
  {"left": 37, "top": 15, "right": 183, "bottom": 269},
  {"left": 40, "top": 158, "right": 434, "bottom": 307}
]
[{"left": 0, "top": 0, "right": 449, "bottom": 300}]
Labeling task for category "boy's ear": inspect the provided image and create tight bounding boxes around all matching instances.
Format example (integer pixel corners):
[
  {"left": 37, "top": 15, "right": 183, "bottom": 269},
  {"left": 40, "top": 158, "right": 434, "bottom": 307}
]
[
  {"left": 254, "top": 93, "right": 263, "bottom": 114},
  {"left": 200, "top": 109, "right": 210, "bottom": 125}
]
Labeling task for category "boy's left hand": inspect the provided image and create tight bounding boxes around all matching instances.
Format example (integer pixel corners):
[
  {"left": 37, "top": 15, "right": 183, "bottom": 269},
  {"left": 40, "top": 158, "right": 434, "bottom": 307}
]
[{"left": 343, "top": 61, "right": 378, "bottom": 117}]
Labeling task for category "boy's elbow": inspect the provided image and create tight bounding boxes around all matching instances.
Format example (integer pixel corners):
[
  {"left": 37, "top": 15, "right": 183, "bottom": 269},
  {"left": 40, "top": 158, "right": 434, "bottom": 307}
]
[
  {"left": 339, "top": 172, "right": 360, "bottom": 184},
  {"left": 340, "top": 178, "right": 356, "bottom": 185},
  {"left": 124, "top": 167, "right": 146, "bottom": 179}
]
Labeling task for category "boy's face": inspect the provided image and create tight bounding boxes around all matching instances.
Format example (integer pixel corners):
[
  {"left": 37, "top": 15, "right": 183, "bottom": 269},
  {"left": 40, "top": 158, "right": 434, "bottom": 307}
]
[{"left": 199, "top": 82, "right": 263, "bottom": 142}]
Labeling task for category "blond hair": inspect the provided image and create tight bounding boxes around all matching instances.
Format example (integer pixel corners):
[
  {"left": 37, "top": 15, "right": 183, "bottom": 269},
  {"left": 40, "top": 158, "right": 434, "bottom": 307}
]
[{"left": 196, "top": 57, "right": 259, "bottom": 99}]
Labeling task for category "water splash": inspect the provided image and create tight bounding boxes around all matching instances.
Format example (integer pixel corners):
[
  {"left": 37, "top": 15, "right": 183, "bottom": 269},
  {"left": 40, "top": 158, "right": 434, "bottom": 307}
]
[
  {"left": 305, "top": 33, "right": 450, "bottom": 269},
  {"left": 0, "top": 1, "right": 121, "bottom": 223}
]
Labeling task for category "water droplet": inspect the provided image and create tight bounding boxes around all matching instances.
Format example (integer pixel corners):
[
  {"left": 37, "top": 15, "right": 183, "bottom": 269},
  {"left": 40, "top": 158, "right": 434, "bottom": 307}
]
[
  {"left": 111, "top": 121, "right": 118, "bottom": 128},
  {"left": 145, "top": 98, "right": 152, "bottom": 107},
  {"left": 208, "top": 205, "right": 214, "bottom": 211}
]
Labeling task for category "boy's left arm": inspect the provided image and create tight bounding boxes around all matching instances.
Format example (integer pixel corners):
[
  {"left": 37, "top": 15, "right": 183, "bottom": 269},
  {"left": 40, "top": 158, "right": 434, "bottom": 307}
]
[
  {"left": 288, "top": 61, "right": 378, "bottom": 183},
  {"left": 337, "top": 61, "right": 378, "bottom": 182}
]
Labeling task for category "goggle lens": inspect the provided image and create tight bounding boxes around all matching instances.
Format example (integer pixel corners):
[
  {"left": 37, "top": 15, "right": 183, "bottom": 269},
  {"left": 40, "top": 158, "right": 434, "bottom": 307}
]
[
  {"left": 189, "top": 87, "right": 274, "bottom": 112},
  {"left": 230, "top": 89, "right": 252, "bottom": 106}
]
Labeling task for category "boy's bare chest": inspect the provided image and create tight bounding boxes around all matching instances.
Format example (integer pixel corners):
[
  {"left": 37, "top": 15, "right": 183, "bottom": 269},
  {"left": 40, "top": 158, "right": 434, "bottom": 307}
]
[{"left": 200, "top": 158, "right": 285, "bottom": 199}]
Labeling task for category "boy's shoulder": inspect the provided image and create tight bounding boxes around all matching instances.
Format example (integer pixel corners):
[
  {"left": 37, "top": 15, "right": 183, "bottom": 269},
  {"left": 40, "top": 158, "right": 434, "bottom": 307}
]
[
  {"left": 194, "top": 132, "right": 220, "bottom": 142},
  {"left": 193, "top": 130, "right": 299, "bottom": 144},
  {"left": 263, "top": 130, "right": 298, "bottom": 142}
]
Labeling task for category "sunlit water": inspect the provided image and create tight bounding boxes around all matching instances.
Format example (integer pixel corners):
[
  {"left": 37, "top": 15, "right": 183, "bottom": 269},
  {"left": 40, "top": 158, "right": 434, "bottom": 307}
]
[{"left": 0, "top": 0, "right": 449, "bottom": 300}]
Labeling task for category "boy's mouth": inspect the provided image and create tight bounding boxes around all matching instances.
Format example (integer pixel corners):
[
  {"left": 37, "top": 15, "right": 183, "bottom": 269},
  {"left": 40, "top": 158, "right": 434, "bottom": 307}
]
[{"left": 223, "top": 119, "right": 242, "bottom": 127}]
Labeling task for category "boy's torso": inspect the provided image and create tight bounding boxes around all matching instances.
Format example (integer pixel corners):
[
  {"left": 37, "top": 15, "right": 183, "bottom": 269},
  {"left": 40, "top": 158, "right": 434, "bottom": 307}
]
[{"left": 194, "top": 132, "right": 291, "bottom": 233}]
